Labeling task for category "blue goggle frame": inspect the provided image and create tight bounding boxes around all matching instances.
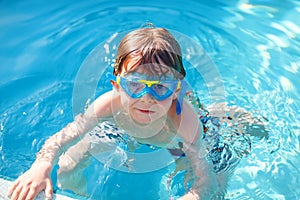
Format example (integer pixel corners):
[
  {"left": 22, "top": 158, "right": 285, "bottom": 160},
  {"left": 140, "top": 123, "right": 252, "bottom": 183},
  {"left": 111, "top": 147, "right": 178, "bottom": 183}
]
[
  {"left": 107, "top": 73, "right": 187, "bottom": 115},
  {"left": 116, "top": 76, "right": 180, "bottom": 101}
]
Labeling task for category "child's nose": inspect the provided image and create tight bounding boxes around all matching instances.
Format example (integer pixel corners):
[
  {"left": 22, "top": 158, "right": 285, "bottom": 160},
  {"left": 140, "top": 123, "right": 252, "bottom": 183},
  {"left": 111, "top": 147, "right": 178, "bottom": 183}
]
[{"left": 140, "top": 93, "right": 155, "bottom": 102}]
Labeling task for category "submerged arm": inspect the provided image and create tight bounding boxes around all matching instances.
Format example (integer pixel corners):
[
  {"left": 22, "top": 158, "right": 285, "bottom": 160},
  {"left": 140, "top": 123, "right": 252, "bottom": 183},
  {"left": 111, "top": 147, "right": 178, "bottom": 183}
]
[
  {"left": 8, "top": 90, "right": 119, "bottom": 200},
  {"left": 35, "top": 113, "right": 94, "bottom": 165},
  {"left": 175, "top": 100, "right": 219, "bottom": 199},
  {"left": 36, "top": 90, "right": 117, "bottom": 165},
  {"left": 182, "top": 137, "right": 219, "bottom": 199}
]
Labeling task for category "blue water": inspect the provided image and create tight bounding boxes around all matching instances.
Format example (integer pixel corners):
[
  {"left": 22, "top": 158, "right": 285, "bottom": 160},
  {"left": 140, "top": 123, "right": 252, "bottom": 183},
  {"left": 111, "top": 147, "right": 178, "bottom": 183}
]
[{"left": 1, "top": 0, "right": 300, "bottom": 199}]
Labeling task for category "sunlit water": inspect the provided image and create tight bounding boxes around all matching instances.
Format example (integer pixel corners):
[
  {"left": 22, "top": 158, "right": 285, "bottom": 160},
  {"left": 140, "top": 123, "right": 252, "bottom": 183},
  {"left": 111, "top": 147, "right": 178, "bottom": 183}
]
[{"left": 1, "top": 0, "right": 300, "bottom": 199}]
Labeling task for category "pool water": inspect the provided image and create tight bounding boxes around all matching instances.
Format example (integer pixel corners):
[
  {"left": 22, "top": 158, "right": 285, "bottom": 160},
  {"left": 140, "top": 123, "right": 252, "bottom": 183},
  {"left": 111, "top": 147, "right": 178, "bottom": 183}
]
[{"left": 1, "top": 0, "right": 300, "bottom": 199}]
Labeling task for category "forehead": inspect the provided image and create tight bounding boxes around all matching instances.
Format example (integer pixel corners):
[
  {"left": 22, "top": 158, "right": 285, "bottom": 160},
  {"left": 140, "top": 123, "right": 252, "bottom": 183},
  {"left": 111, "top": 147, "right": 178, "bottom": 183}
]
[
  {"left": 122, "top": 63, "right": 179, "bottom": 80},
  {"left": 122, "top": 69, "right": 176, "bottom": 81}
]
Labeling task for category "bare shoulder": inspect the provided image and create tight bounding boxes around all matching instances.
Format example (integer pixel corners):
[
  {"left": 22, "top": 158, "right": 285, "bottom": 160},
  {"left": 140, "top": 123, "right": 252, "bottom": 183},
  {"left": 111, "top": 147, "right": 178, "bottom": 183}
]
[
  {"left": 169, "top": 100, "right": 202, "bottom": 144},
  {"left": 85, "top": 90, "right": 121, "bottom": 119}
]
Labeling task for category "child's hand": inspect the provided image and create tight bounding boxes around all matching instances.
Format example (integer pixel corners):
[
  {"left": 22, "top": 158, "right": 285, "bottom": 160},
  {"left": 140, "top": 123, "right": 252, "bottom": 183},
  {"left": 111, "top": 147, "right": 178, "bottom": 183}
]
[{"left": 8, "top": 160, "right": 53, "bottom": 200}]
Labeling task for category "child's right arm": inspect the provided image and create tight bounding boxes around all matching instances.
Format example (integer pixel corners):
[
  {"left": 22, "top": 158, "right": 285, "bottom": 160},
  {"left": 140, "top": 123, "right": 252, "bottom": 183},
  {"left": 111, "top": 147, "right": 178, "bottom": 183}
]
[
  {"left": 35, "top": 90, "right": 119, "bottom": 165},
  {"left": 8, "top": 90, "right": 120, "bottom": 200}
]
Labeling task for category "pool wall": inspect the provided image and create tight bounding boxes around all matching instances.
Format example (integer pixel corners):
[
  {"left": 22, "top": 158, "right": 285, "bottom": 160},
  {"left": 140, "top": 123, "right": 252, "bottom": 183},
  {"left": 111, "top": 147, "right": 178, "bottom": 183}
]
[{"left": 0, "top": 178, "right": 75, "bottom": 200}]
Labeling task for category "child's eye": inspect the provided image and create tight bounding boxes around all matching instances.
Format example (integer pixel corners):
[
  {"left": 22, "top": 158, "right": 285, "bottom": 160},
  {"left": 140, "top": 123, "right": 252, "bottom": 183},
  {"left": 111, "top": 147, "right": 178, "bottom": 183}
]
[
  {"left": 128, "top": 81, "right": 141, "bottom": 87},
  {"left": 154, "top": 84, "right": 170, "bottom": 90},
  {"left": 127, "top": 81, "right": 145, "bottom": 93},
  {"left": 153, "top": 84, "right": 170, "bottom": 94},
  {"left": 154, "top": 84, "right": 165, "bottom": 89}
]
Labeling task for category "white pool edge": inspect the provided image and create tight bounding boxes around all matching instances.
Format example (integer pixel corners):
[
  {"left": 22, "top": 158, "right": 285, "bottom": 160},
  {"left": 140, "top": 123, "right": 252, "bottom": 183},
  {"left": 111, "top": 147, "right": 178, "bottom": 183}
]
[{"left": 0, "top": 178, "right": 75, "bottom": 200}]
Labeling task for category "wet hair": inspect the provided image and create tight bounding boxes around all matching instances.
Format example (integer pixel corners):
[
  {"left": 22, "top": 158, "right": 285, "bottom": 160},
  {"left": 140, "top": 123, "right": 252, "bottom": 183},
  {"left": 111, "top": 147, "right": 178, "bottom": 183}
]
[{"left": 113, "top": 25, "right": 186, "bottom": 80}]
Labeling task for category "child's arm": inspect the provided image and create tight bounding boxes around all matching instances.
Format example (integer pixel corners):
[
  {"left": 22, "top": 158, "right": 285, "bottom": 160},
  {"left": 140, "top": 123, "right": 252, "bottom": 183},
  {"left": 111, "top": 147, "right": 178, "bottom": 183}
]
[
  {"left": 174, "top": 100, "right": 220, "bottom": 199},
  {"left": 180, "top": 137, "right": 221, "bottom": 200},
  {"left": 35, "top": 90, "right": 119, "bottom": 165},
  {"left": 8, "top": 90, "right": 120, "bottom": 200}
]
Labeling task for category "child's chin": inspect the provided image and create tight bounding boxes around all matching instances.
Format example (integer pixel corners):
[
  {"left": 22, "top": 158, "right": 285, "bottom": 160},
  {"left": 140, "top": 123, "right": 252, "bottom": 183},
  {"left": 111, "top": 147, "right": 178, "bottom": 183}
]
[
  {"left": 130, "top": 112, "right": 155, "bottom": 125},
  {"left": 132, "top": 116, "right": 152, "bottom": 125}
]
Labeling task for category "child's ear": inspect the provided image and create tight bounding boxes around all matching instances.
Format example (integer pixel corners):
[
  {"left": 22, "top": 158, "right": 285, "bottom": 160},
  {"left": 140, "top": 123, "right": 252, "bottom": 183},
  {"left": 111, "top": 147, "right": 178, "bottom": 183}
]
[{"left": 110, "top": 80, "right": 120, "bottom": 91}]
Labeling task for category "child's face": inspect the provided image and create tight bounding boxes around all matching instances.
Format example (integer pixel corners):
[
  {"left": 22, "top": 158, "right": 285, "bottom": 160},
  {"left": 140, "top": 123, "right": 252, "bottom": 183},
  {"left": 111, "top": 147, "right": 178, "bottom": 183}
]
[{"left": 113, "top": 68, "right": 179, "bottom": 125}]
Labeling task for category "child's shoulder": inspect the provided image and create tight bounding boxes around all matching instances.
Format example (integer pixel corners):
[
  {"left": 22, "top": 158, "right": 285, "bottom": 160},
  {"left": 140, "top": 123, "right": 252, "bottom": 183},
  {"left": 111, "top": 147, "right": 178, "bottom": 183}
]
[
  {"left": 90, "top": 90, "right": 121, "bottom": 118},
  {"left": 167, "top": 99, "right": 202, "bottom": 144}
]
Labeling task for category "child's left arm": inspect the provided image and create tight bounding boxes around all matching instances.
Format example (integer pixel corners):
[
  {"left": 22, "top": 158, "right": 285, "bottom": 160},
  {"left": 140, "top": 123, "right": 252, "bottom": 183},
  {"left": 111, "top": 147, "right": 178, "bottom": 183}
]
[
  {"left": 175, "top": 101, "right": 219, "bottom": 200},
  {"left": 180, "top": 137, "right": 219, "bottom": 200}
]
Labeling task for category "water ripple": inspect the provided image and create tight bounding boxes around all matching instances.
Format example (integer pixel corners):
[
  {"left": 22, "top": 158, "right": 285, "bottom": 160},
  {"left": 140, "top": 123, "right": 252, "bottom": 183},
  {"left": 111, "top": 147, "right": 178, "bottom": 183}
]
[{"left": 1, "top": 0, "right": 300, "bottom": 199}]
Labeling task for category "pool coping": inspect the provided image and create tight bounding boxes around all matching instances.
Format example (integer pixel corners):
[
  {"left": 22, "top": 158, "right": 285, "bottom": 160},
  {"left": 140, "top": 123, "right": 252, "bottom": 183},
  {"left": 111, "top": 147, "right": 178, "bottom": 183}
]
[{"left": 0, "top": 178, "right": 75, "bottom": 200}]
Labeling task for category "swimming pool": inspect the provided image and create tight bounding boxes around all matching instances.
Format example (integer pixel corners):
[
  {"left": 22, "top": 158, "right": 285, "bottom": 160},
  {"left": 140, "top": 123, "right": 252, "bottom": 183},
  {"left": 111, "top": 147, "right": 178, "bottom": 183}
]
[{"left": 1, "top": 0, "right": 299, "bottom": 199}]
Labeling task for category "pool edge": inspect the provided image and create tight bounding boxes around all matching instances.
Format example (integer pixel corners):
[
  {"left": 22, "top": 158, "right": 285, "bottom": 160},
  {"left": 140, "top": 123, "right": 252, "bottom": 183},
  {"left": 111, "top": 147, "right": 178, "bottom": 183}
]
[{"left": 0, "top": 178, "right": 75, "bottom": 200}]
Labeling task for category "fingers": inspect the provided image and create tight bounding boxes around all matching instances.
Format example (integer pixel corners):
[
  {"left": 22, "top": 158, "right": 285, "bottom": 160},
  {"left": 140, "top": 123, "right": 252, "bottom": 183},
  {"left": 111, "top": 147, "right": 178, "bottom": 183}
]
[
  {"left": 26, "top": 186, "right": 40, "bottom": 200},
  {"left": 8, "top": 179, "right": 51, "bottom": 200},
  {"left": 20, "top": 181, "right": 48, "bottom": 200},
  {"left": 45, "top": 179, "right": 53, "bottom": 199},
  {"left": 12, "top": 184, "right": 40, "bottom": 200},
  {"left": 10, "top": 181, "right": 23, "bottom": 200},
  {"left": 8, "top": 178, "right": 20, "bottom": 197},
  {"left": 17, "top": 187, "right": 30, "bottom": 200}
]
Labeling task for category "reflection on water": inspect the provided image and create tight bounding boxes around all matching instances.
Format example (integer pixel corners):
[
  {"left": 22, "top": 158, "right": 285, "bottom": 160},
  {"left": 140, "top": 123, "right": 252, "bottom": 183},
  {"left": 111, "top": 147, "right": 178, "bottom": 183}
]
[{"left": 0, "top": 0, "right": 300, "bottom": 199}]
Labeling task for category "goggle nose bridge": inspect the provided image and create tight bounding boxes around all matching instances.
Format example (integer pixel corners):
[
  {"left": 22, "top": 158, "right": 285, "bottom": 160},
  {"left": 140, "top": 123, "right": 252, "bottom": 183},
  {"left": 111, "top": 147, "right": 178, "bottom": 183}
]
[{"left": 137, "top": 80, "right": 160, "bottom": 87}]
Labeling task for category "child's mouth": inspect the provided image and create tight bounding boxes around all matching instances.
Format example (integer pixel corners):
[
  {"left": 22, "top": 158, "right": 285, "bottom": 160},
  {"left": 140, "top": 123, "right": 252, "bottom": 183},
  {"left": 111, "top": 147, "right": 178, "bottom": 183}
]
[{"left": 137, "top": 108, "right": 155, "bottom": 114}]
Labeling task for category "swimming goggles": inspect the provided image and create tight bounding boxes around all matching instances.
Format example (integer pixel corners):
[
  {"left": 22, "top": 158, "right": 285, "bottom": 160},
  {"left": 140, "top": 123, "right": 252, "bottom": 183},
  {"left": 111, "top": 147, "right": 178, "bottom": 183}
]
[
  {"left": 111, "top": 75, "right": 181, "bottom": 101},
  {"left": 107, "top": 73, "right": 188, "bottom": 115}
]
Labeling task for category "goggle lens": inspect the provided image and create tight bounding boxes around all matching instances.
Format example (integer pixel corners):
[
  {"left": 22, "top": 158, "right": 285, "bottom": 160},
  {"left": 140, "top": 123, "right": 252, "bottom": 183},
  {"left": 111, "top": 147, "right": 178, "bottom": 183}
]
[
  {"left": 119, "top": 77, "right": 179, "bottom": 100},
  {"left": 126, "top": 80, "right": 146, "bottom": 94},
  {"left": 152, "top": 84, "right": 172, "bottom": 96}
]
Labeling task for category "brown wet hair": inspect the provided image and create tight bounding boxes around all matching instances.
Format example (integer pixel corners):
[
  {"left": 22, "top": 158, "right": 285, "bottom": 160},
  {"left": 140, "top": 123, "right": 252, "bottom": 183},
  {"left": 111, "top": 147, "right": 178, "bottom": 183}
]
[{"left": 113, "top": 26, "right": 186, "bottom": 80}]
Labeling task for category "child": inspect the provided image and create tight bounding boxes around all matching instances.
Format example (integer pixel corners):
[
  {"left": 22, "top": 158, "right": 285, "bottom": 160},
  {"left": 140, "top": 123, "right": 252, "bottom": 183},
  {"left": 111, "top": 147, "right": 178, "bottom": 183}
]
[{"left": 8, "top": 24, "right": 264, "bottom": 200}]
